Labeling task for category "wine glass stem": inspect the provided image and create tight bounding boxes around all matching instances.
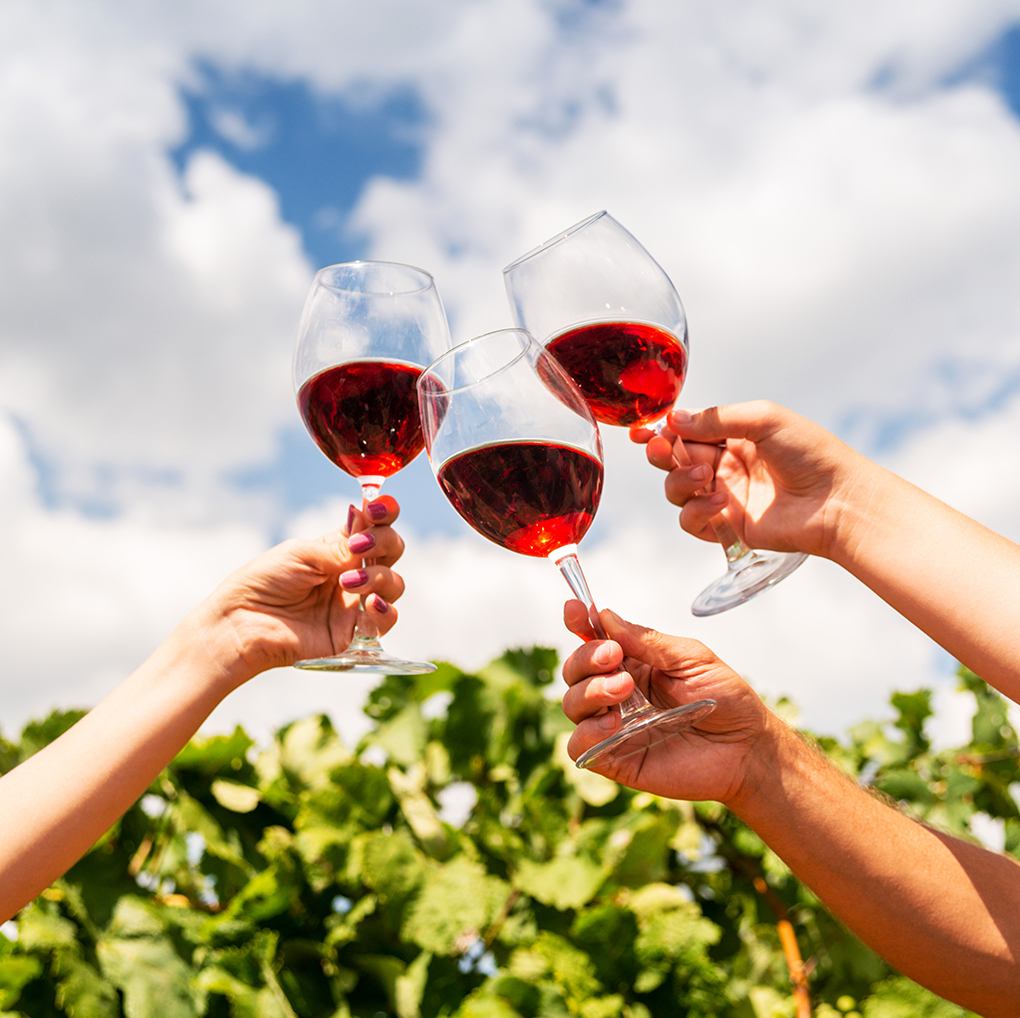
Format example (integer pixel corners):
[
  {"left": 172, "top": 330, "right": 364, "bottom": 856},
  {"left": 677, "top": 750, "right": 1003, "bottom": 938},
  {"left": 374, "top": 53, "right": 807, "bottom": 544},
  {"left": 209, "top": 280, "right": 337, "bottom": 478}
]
[
  {"left": 352, "top": 479, "right": 384, "bottom": 645},
  {"left": 551, "top": 547, "right": 652, "bottom": 717},
  {"left": 656, "top": 422, "right": 752, "bottom": 564}
]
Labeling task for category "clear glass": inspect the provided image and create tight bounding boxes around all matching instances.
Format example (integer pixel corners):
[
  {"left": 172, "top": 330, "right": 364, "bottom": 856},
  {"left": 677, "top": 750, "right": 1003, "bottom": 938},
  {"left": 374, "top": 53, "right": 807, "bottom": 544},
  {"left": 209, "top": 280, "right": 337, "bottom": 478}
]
[
  {"left": 504, "top": 210, "right": 806, "bottom": 615},
  {"left": 417, "top": 328, "right": 716, "bottom": 770},
  {"left": 292, "top": 260, "right": 451, "bottom": 673}
]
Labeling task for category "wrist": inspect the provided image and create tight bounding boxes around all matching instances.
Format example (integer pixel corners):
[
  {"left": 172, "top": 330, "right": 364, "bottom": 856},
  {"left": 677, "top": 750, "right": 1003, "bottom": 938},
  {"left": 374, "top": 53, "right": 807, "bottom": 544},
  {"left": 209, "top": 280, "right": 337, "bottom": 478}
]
[
  {"left": 165, "top": 596, "right": 257, "bottom": 697},
  {"left": 720, "top": 711, "right": 810, "bottom": 822}
]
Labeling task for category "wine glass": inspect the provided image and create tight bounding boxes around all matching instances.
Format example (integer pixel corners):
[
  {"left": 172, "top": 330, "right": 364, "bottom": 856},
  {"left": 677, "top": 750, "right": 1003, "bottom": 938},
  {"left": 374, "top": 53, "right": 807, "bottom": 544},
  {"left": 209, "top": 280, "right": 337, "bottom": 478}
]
[
  {"left": 292, "top": 260, "right": 451, "bottom": 673},
  {"left": 417, "top": 328, "right": 716, "bottom": 770},
  {"left": 503, "top": 210, "right": 807, "bottom": 616}
]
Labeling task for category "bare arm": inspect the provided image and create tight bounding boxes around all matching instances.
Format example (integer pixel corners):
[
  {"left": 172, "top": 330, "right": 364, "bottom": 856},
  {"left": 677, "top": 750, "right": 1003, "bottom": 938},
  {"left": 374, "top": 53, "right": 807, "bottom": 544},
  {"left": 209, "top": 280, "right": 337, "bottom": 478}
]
[
  {"left": 561, "top": 605, "right": 1020, "bottom": 1018},
  {"left": 732, "top": 715, "right": 1020, "bottom": 1018},
  {"left": 0, "top": 502, "right": 405, "bottom": 922}
]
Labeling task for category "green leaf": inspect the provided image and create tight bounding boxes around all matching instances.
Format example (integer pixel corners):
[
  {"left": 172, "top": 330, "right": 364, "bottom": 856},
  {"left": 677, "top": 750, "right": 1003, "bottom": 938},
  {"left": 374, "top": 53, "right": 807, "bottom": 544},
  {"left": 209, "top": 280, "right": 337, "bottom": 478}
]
[
  {"left": 513, "top": 856, "right": 605, "bottom": 911},
  {"left": 395, "top": 950, "right": 431, "bottom": 1018},
  {"left": 401, "top": 856, "right": 511, "bottom": 955},
  {"left": 52, "top": 952, "right": 121, "bottom": 1018},
  {"left": 97, "top": 897, "right": 204, "bottom": 1018},
  {"left": 364, "top": 705, "right": 428, "bottom": 768},
  {"left": 0, "top": 955, "right": 42, "bottom": 1010},
  {"left": 211, "top": 778, "right": 262, "bottom": 813},
  {"left": 861, "top": 975, "right": 978, "bottom": 1016},
  {"left": 14, "top": 906, "right": 78, "bottom": 952}
]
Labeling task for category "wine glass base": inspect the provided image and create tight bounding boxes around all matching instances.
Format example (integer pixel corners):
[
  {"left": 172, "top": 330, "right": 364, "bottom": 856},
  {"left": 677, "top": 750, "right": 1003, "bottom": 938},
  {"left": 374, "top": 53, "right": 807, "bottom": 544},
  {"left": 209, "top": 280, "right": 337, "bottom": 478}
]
[
  {"left": 691, "top": 551, "right": 808, "bottom": 617},
  {"left": 294, "top": 644, "right": 437, "bottom": 675},
  {"left": 575, "top": 699, "right": 717, "bottom": 770}
]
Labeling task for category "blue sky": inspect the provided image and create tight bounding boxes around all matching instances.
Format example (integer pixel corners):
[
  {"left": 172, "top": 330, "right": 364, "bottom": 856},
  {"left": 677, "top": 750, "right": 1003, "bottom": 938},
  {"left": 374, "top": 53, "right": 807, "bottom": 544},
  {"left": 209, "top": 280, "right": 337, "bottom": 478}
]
[{"left": 4, "top": 0, "right": 1020, "bottom": 748}]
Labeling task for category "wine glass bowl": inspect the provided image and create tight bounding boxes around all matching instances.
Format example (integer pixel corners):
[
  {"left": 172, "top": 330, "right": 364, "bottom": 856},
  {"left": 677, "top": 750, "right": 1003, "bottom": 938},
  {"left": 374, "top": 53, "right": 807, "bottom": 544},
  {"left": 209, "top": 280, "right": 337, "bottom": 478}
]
[
  {"left": 504, "top": 211, "right": 806, "bottom": 615},
  {"left": 292, "top": 260, "right": 451, "bottom": 673},
  {"left": 504, "top": 211, "right": 688, "bottom": 429},
  {"left": 418, "top": 328, "right": 716, "bottom": 769}
]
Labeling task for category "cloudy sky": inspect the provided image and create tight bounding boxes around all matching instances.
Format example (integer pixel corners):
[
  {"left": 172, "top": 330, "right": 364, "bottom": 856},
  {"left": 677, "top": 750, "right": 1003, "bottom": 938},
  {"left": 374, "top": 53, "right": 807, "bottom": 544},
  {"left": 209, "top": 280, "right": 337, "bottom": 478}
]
[{"left": 4, "top": 0, "right": 1020, "bottom": 753}]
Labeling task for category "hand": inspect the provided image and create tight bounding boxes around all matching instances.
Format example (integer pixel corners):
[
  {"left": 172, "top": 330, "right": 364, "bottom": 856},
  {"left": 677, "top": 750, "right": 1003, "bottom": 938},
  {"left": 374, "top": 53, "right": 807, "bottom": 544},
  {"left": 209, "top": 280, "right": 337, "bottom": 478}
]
[
  {"left": 192, "top": 496, "right": 408, "bottom": 687},
  {"left": 630, "top": 400, "right": 868, "bottom": 559},
  {"left": 561, "top": 600, "right": 773, "bottom": 804}
]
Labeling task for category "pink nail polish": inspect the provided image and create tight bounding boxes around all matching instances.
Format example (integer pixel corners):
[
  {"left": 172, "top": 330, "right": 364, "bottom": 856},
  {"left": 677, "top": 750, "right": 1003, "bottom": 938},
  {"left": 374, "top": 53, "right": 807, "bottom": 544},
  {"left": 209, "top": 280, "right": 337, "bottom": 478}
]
[
  {"left": 348, "top": 532, "right": 375, "bottom": 554},
  {"left": 345, "top": 504, "right": 357, "bottom": 536},
  {"left": 340, "top": 569, "right": 368, "bottom": 589},
  {"left": 367, "top": 500, "right": 388, "bottom": 521},
  {"left": 369, "top": 593, "right": 390, "bottom": 614}
]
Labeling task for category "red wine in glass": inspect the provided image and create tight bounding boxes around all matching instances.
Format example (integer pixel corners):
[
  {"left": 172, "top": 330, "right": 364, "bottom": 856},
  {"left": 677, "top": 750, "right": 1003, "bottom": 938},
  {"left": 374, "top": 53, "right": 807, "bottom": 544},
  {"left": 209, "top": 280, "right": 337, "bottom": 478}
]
[
  {"left": 418, "top": 328, "right": 716, "bottom": 771},
  {"left": 436, "top": 440, "right": 602, "bottom": 557},
  {"left": 546, "top": 321, "right": 688, "bottom": 427},
  {"left": 297, "top": 360, "right": 425, "bottom": 479},
  {"left": 292, "top": 260, "right": 451, "bottom": 674},
  {"left": 504, "top": 210, "right": 807, "bottom": 615}
]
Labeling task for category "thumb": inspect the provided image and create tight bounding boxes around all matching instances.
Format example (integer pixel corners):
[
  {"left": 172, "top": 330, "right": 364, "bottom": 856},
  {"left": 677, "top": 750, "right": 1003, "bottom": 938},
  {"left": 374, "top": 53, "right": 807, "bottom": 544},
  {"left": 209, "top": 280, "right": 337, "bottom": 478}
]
[
  {"left": 599, "top": 609, "right": 695, "bottom": 671},
  {"left": 668, "top": 400, "right": 788, "bottom": 447}
]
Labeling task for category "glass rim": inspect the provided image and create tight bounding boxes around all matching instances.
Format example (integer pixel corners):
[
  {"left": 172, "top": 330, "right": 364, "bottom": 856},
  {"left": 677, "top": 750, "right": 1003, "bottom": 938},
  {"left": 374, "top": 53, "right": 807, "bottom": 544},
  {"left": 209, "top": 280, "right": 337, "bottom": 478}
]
[
  {"left": 418, "top": 327, "right": 536, "bottom": 396},
  {"left": 314, "top": 260, "right": 437, "bottom": 297},
  {"left": 501, "top": 210, "right": 609, "bottom": 274}
]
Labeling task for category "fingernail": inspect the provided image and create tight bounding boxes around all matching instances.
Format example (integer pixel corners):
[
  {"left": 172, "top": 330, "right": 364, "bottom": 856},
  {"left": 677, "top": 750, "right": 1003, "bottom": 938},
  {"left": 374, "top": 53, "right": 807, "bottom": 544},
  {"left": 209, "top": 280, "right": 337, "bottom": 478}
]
[
  {"left": 367, "top": 500, "right": 388, "bottom": 521},
  {"left": 598, "top": 709, "right": 621, "bottom": 732},
  {"left": 709, "top": 491, "right": 728, "bottom": 508},
  {"left": 345, "top": 504, "right": 358, "bottom": 536},
  {"left": 348, "top": 532, "right": 376, "bottom": 554},
  {"left": 671, "top": 409, "right": 692, "bottom": 424},
  {"left": 605, "top": 672, "right": 626, "bottom": 695},
  {"left": 368, "top": 593, "right": 390, "bottom": 614},
  {"left": 593, "top": 642, "right": 613, "bottom": 667},
  {"left": 340, "top": 569, "right": 368, "bottom": 589},
  {"left": 690, "top": 463, "right": 711, "bottom": 482}
]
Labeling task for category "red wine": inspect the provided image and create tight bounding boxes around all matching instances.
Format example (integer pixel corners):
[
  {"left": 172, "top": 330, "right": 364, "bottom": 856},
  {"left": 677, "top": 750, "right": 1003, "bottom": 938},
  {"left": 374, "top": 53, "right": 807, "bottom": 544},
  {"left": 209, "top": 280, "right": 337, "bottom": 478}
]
[
  {"left": 546, "top": 321, "right": 687, "bottom": 426},
  {"left": 438, "top": 441, "right": 603, "bottom": 557},
  {"left": 298, "top": 360, "right": 424, "bottom": 478}
]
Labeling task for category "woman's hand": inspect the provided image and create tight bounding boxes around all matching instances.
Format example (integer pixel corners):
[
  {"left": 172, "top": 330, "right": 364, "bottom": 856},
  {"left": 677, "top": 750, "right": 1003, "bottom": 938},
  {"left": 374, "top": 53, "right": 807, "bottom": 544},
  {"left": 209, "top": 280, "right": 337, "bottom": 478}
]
[{"left": 194, "top": 496, "right": 408, "bottom": 687}]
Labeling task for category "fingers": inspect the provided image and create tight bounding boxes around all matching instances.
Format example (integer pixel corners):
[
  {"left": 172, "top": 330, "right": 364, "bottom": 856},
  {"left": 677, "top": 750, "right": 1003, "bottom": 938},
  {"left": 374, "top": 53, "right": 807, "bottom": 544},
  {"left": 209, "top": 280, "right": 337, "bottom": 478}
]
[
  {"left": 319, "top": 498, "right": 406, "bottom": 569},
  {"left": 340, "top": 495, "right": 401, "bottom": 538},
  {"left": 560, "top": 628, "right": 633, "bottom": 730},
  {"left": 666, "top": 401, "right": 787, "bottom": 447},
  {"left": 339, "top": 562, "right": 406, "bottom": 607},
  {"left": 595, "top": 609, "right": 694, "bottom": 671},
  {"left": 361, "top": 589, "right": 400, "bottom": 635}
]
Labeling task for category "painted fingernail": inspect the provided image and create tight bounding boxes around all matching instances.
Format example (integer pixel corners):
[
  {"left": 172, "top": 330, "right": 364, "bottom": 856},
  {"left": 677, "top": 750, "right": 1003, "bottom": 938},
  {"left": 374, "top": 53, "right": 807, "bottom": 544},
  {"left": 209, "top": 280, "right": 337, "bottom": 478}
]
[
  {"left": 345, "top": 504, "right": 357, "bottom": 536},
  {"left": 348, "top": 532, "right": 376, "bottom": 554},
  {"left": 367, "top": 500, "right": 388, "bottom": 521},
  {"left": 340, "top": 569, "right": 368, "bottom": 589},
  {"left": 368, "top": 593, "right": 390, "bottom": 614}
]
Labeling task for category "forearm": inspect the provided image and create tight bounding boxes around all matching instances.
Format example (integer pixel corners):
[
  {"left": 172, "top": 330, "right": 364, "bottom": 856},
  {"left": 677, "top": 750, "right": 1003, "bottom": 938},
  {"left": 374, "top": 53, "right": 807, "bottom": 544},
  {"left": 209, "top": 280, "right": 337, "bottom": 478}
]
[
  {"left": 0, "top": 608, "right": 239, "bottom": 922},
  {"left": 729, "top": 718, "right": 1020, "bottom": 1016},
  {"left": 828, "top": 457, "right": 1020, "bottom": 703}
]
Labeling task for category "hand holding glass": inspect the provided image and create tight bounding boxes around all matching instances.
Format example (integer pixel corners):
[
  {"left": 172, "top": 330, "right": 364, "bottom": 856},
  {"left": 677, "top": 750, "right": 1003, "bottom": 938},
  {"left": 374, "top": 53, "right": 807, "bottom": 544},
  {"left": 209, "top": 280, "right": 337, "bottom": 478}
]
[
  {"left": 417, "top": 328, "right": 716, "bottom": 769},
  {"left": 503, "top": 211, "right": 807, "bottom": 615},
  {"left": 292, "top": 260, "right": 450, "bottom": 673}
]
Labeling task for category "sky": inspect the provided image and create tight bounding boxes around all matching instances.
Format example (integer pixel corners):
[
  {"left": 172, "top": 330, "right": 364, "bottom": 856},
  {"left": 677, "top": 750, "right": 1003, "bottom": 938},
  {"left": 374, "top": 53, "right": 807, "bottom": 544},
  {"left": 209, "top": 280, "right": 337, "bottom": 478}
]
[{"left": 4, "top": 0, "right": 1020, "bottom": 755}]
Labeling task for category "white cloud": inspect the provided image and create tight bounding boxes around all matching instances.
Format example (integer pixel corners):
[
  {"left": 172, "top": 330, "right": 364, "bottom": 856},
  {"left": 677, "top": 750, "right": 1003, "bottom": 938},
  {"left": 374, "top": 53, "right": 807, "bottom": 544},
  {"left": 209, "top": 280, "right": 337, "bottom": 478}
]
[{"left": 3, "top": 0, "right": 1020, "bottom": 754}]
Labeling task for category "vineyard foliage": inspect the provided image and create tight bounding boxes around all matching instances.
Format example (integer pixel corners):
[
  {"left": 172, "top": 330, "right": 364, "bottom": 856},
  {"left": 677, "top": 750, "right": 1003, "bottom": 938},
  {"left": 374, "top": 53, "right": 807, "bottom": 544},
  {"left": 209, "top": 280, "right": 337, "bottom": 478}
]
[{"left": 0, "top": 648, "right": 1012, "bottom": 1017}]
